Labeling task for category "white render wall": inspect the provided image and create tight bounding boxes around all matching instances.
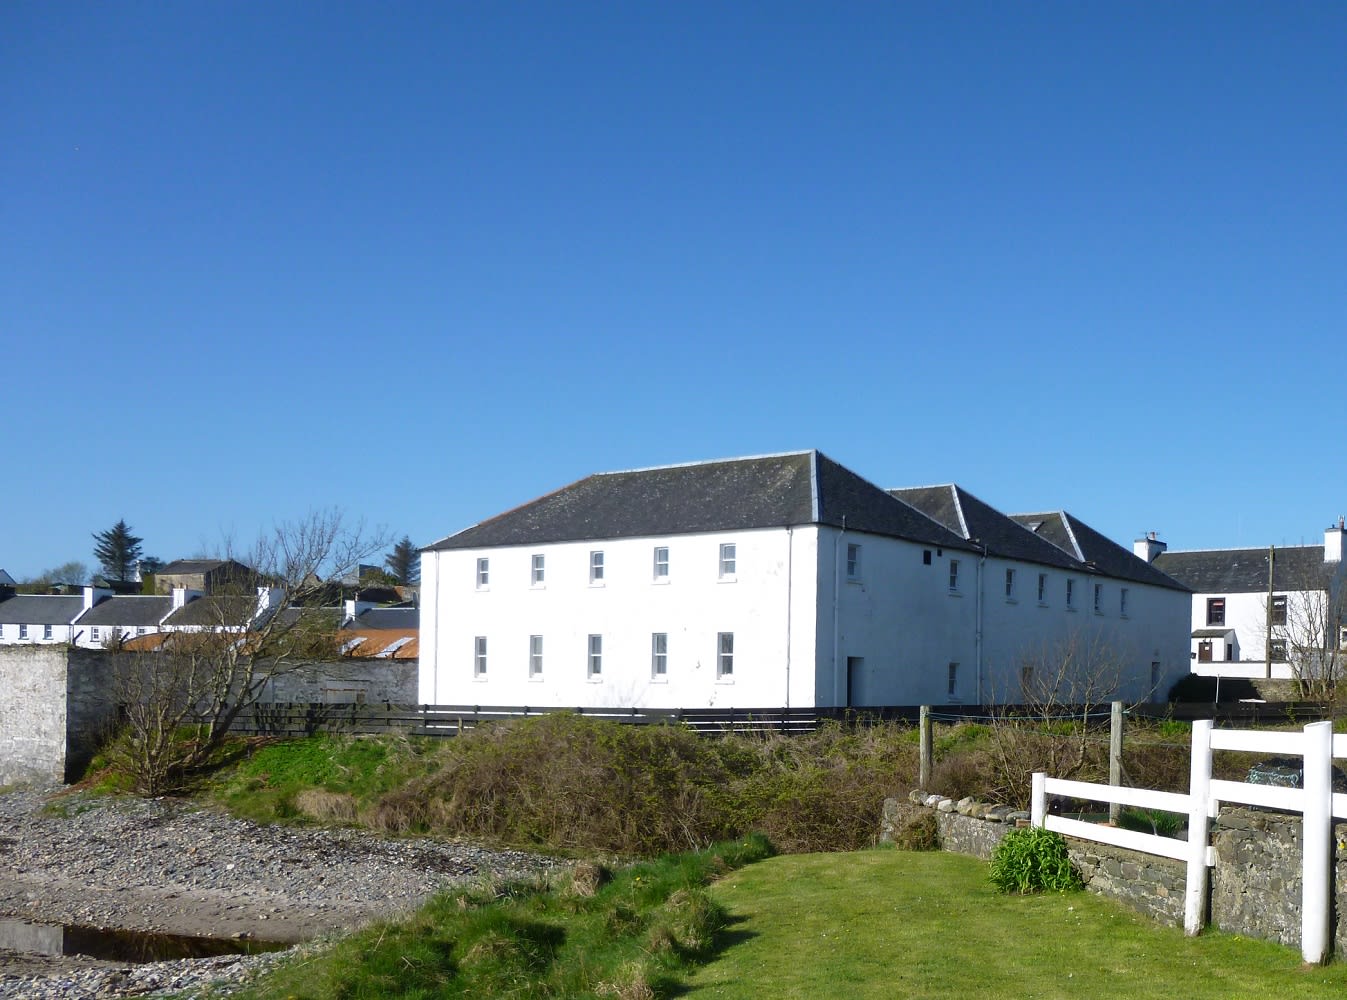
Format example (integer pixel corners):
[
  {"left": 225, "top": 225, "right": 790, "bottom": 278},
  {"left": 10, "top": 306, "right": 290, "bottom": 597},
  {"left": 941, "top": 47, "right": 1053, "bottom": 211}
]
[
  {"left": 420, "top": 527, "right": 820, "bottom": 710},
  {"left": 0, "top": 623, "right": 75, "bottom": 645}
]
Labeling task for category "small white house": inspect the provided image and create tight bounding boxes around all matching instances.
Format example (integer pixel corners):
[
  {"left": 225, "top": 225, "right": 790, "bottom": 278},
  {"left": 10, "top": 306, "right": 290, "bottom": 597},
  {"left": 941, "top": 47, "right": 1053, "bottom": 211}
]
[
  {"left": 420, "top": 451, "right": 1191, "bottom": 710},
  {"left": 70, "top": 595, "right": 175, "bottom": 648},
  {"left": 0, "top": 588, "right": 111, "bottom": 645},
  {"left": 1144, "top": 521, "right": 1347, "bottom": 681}
]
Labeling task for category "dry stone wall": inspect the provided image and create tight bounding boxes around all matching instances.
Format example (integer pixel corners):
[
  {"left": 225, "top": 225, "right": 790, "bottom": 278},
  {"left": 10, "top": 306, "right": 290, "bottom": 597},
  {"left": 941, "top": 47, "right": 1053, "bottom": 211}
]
[{"left": 890, "top": 790, "right": 1347, "bottom": 952}]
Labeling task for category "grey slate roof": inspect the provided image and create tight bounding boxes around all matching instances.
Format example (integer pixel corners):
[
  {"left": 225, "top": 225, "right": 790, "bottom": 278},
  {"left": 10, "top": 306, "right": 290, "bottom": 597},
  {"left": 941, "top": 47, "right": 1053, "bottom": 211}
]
[
  {"left": 426, "top": 451, "right": 974, "bottom": 553},
  {"left": 158, "top": 559, "right": 233, "bottom": 575},
  {"left": 0, "top": 595, "right": 85, "bottom": 625},
  {"left": 891, "top": 486, "right": 1082, "bottom": 573},
  {"left": 349, "top": 607, "right": 419, "bottom": 630},
  {"left": 163, "top": 596, "right": 257, "bottom": 628},
  {"left": 1007, "top": 511, "right": 1190, "bottom": 592},
  {"left": 75, "top": 596, "right": 173, "bottom": 627},
  {"left": 1153, "top": 545, "right": 1334, "bottom": 594}
]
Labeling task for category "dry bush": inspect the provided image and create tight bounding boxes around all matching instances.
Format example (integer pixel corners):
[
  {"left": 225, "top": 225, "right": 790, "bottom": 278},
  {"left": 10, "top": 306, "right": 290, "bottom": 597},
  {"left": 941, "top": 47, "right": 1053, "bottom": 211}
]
[
  {"left": 929, "top": 750, "right": 994, "bottom": 801},
  {"left": 891, "top": 809, "right": 939, "bottom": 851},
  {"left": 294, "top": 789, "right": 358, "bottom": 823},
  {"left": 566, "top": 861, "right": 612, "bottom": 898}
]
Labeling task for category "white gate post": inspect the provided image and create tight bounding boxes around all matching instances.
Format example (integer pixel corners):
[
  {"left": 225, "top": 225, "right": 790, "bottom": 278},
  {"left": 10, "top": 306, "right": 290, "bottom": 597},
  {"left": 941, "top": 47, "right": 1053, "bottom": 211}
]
[
  {"left": 1301, "top": 720, "right": 1333, "bottom": 965},
  {"left": 1031, "top": 772, "right": 1046, "bottom": 828},
  {"left": 1184, "top": 719, "right": 1214, "bottom": 936}
]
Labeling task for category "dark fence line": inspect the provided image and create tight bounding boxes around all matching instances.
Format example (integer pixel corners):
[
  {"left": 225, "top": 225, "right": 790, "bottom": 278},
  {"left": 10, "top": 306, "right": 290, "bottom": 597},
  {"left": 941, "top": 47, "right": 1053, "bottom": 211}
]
[{"left": 228, "top": 699, "right": 1334, "bottom": 740}]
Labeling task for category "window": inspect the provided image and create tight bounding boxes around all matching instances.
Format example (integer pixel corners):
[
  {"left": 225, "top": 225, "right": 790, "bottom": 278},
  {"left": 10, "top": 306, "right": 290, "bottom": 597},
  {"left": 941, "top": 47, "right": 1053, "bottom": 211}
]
[
  {"left": 1270, "top": 594, "right": 1287, "bottom": 626},
  {"left": 1020, "top": 665, "right": 1034, "bottom": 694},
  {"left": 588, "top": 634, "right": 603, "bottom": 678},
  {"left": 18, "top": 624, "right": 27, "bottom": 639},
  {"left": 846, "top": 544, "right": 862, "bottom": 581},
  {"left": 1206, "top": 598, "right": 1226, "bottom": 627},
  {"left": 589, "top": 551, "right": 605, "bottom": 585},
  {"left": 947, "top": 662, "right": 959, "bottom": 700},
  {"left": 136, "top": 627, "right": 146, "bottom": 636},
  {"left": 474, "top": 636, "right": 487, "bottom": 677},
  {"left": 719, "top": 543, "right": 737, "bottom": 579},
  {"left": 1004, "top": 568, "right": 1016, "bottom": 599},
  {"left": 948, "top": 560, "right": 960, "bottom": 592},
  {"left": 1093, "top": 583, "right": 1103, "bottom": 614},
  {"left": 43, "top": 624, "right": 53, "bottom": 640},
  {"left": 1065, "top": 578, "right": 1076, "bottom": 609},
  {"left": 1269, "top": 638, "right": 1287, "bottom": 661},
  {"left": 0, "top": 625, "right": 4, "bottom": 638},
  {"left": 529, "top": 635, "right": 543, "bottom": 678},
  {"left": 923, "top": 549, "right": 932, "bottom": 566},
  {"left": 476, "top": 558, "right": 489, "bottom": 589},
  {"left": 717, "top": 632, "right": 734, "bottom": 678},
  {"left": 1037, "top": 573, "right": 1047, "bottom": 603},
  {"left": 1120, "top": 588, "right": 1130, "bottom": 617},
  {"left": 651, "top": 633, "right": 668, "bottom": 678},
  {"left": 90, "top": 626, "right": 100, "bottom": 642},
  {"left": 653, "top": 546, "right": 669, "bottom": 581},
  {"left": 531, "top": 554, "right": 545, "bottom": 586}
]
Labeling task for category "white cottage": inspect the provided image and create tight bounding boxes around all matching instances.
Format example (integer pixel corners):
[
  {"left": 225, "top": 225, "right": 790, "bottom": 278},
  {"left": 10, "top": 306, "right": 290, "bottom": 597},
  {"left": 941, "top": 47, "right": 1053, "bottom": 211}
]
[
  {"left": 419, "top": 452, "right": 1190, "bottom": 710},
  {"left": 1144, "top": 521, "right": 1347, "bottom": 681}
]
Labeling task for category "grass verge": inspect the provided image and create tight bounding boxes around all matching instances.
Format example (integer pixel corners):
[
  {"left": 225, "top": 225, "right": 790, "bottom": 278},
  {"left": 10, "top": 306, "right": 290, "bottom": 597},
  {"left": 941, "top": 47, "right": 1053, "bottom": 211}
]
[
  {"left": 687, "top": 849, "right": 1347, "bottom": 999},
  {"left": 221, "top": 834, "right": 775, "bottom": 999}
]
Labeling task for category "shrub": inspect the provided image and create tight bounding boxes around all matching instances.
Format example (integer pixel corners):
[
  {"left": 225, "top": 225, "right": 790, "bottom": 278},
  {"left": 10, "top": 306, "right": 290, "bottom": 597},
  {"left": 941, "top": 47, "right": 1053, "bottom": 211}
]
[
  {"left": 988, "top": 827, "right": 1082, "bottom": 894},
  {"left": 890, "top": 810, "right": 939, "bottom": 851}
]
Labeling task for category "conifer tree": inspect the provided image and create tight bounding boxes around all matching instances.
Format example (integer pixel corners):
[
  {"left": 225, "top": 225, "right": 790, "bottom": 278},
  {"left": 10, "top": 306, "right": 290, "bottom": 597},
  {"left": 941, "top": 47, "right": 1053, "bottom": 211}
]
[
  {"left": 385, "top": 535, "right": 420, "bottom": 585},
  {"left": 92, "top": 519, "right": 144, "bottom": 582}
]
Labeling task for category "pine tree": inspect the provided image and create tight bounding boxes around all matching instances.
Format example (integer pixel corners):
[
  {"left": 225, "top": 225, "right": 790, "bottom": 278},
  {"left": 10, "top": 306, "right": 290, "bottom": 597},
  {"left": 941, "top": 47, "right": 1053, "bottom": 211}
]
[
  {"left": 385, "top": 535, "right": 420, "bottom": 585},
  {"left": 92, "top": 519, "right": 144, "bottom": 582}
]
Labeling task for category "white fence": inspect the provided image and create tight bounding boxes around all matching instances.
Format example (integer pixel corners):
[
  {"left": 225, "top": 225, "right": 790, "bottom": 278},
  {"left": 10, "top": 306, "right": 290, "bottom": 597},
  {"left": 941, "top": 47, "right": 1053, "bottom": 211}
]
[{"left": 1032, "top": 719, "right": 1344, "bottom": 964}]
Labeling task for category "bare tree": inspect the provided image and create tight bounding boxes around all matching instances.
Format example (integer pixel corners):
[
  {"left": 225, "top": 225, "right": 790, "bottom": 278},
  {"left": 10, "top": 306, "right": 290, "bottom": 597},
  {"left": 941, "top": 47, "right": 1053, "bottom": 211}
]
[
  {"left": 1270, "top": 585, "right": 1346, "bottom": 702},
  {"left": 983, "top": 629, "right": 1130, "bottom": 808},
  {"left": 107, "top": 509, "right": 387, "bottom": 794}
]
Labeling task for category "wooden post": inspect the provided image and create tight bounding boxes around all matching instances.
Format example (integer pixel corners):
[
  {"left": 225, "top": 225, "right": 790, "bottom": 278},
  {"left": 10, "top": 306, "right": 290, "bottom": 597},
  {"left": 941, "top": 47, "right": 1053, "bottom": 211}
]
[
  {"left": 1301, "top": 721, "right": 1333, "bottom": 964},
  {"left": 1184, "top": 720, "right": 1214, "bottom": 936},
  {"left": 1109, "top": 701, "right": 1123, "bottom": 825},
  {"left": 919, "top": 705, "right": 932, "bottom": 790},
  {"left": 1031, "top": 772, "right": 1046, "bottom": 827}
]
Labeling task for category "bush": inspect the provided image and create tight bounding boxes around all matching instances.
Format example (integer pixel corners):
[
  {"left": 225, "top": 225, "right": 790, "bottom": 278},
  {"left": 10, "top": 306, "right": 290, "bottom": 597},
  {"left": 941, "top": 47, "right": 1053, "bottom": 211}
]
[{"left": 988, "top": 827, "right": 1082, "bottom": 894}]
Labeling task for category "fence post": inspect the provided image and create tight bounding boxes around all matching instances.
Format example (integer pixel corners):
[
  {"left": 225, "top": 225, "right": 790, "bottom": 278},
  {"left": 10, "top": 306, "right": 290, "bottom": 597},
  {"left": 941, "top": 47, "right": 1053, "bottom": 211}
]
[
  {"left": 1301, "top": 720, "right": 1333, "bottom": 964},
  {"left": 919, "top": 705, "right": 932, "bottom": 790},
  {"left": 1031, "top": 772, "right": 1046, "bottom": 827},
  {"left": 1109, "top": 701, "right": 1123, "bottom": 825},
  {"left": 1184, "top": 719, "right": 1214, "bottom": 936}
]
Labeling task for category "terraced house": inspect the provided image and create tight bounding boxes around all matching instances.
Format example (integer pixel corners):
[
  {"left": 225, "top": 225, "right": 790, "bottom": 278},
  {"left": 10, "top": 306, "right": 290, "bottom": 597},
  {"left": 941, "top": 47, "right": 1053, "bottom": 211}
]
[{"left": 419, "top": 451, "right": 1190, "bottom": 710}]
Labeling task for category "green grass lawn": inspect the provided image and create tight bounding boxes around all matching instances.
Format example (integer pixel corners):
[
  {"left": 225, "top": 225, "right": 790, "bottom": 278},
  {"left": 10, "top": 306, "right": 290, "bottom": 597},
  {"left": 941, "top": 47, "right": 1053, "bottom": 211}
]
[{"left": 686, "top": 849, "right": 1347, "bottom": 1000}]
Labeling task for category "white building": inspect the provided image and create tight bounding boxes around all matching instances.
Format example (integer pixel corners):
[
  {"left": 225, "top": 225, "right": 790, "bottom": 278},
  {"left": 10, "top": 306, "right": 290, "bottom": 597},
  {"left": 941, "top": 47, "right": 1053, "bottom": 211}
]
[
  {"left": 419, "top": 451, "right": 1190, "bottom": 710},
  {"left": 1143, "top": 521, "right": 1347, "bottom": 681}
]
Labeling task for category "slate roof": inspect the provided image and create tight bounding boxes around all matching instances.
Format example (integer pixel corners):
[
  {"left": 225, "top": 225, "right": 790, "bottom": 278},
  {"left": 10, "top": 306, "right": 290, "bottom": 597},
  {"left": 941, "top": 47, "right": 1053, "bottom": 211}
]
[
  {"left": 891, "top": 486, "right": 1082, "bottom": 572},
  {"left": 0, "top": 595, "right": 85, "bottom": 625},
  {"left": 158, "top": 559, "right": 234, "bottom": 575},
  {"left": 427, "top": 451, "right": 974, "bottom": 552},
  {"left": 1008, "top": 511, "right": 1190, "bottom": 592},
  {"left": 1153, "top": 545, "right": 1334, "bottom": 594},
  {"left": 163, "top": 595, "right": 257, "bottom": 628},
  {"left": 75, "top": 596, "right": 173, "bottom": 627},
  {"left": 349, "top": 606, "right": 419, "bottom": 630}
]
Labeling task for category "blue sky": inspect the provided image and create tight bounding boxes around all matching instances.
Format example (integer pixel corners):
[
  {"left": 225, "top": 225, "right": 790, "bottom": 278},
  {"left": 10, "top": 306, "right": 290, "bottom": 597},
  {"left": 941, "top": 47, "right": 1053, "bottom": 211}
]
[{"left": 3, "top": 2, "right": 1344, "bottom": 581}]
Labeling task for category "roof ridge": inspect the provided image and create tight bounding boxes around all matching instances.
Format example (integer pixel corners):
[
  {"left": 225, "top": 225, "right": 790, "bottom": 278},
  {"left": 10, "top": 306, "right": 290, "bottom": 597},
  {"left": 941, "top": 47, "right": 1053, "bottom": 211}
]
[
  {"left": 1058, "top": 512, "right": 1086, "bottom": 562},
  {"left": 1160, "top": 544, "right": 1323, "bottom": 555},
  {"left": 950, "top": 486, "right": 970, "bottom": 540},
  {"left": 595, "top": 449, "right": 813, "bottom": 477}
]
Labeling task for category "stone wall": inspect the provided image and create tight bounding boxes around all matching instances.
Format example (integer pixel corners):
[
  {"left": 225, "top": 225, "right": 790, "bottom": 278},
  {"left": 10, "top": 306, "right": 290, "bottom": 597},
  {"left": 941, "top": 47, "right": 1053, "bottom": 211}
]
[
  {"left": 895, "top": 792, "right": 1347, "bottom": 950},
  {"left": 0, "top": 646, "right": 71, "bottom": 785},
  {"left": 261, "top": 658, "right": 417, "bottom": 704}
]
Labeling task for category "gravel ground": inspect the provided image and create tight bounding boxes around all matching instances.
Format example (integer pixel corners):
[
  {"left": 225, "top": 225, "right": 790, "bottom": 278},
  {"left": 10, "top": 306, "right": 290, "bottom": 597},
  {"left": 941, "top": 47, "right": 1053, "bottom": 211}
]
[{"left": 0, "top": 785, "right": 560, "bottom": 999}]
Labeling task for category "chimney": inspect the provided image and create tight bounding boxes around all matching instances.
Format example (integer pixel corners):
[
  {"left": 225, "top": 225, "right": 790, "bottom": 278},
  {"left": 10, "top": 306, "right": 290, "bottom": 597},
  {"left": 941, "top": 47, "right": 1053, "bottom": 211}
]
[
  {"left": 1134, "top": 531, "right": 1167, "bottom": 564},
  {"left": 1326, "top": 518, "right": 1346, "bottom": 563},
  {"left": 171, "top": 587, "right": 200, "bottom": 610},
  {"left": 83, "top": 585, "right": 112, "bottom": 611}
]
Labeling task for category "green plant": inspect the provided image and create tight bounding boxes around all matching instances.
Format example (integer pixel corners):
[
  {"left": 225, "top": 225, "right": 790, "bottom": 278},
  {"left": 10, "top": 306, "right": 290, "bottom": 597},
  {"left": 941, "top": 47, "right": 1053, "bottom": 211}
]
[
  {"left": 987, "top": 827, "right": 1082, "bottom": 894},
  {"left": 1118, "top": 807, "right": 1184, "bottom": 838}
]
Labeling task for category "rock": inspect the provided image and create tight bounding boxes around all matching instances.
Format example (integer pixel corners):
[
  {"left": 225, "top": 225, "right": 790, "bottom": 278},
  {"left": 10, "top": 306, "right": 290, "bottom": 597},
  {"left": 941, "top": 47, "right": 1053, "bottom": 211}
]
[
  {"left": 955, "top": 797, "right": 976, "bottom": 816},
  {"left": 936, "top": 799, "right": 956, "bottom": 813}
]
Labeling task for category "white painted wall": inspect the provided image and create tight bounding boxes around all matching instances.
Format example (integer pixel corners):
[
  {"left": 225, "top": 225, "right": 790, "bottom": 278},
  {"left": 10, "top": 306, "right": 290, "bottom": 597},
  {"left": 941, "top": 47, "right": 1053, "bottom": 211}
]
[
  {"left": 421, "top": 527, "right": 821, "bottom": 710},
  {"left": 0, "top": 622, "right": 75, "bottom": 645}
]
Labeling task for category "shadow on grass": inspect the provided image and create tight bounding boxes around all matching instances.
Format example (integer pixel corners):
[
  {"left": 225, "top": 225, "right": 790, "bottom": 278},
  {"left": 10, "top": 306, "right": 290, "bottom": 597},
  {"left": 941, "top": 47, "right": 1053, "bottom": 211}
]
[{"left": 663, "top": 915, "right": 758, "bottom": 997}]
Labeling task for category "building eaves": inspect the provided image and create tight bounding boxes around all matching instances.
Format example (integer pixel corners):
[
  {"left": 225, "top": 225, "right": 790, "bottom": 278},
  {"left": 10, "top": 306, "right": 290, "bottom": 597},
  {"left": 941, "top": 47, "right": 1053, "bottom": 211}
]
[
  {"left": 75, "top": 596, "right": 173, "bottom": 627},
  {"left": 1154, "top": 545, "right": 1331, "bottom": 594},
  {"left": 0, "top": 595, "right": 85, "bottom": 625}
]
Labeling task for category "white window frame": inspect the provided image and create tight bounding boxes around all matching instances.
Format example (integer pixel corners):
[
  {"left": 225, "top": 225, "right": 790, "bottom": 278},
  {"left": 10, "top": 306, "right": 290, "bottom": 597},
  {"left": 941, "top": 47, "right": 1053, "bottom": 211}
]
[
  {"left": 90, "top": 626, "right": 100, "bottom": 643},
  {"left": 948, "top": 560, "right": 960, "bottom": 593},
  {"left": 846, "top": 543, "right": 862, "bottom": 581},
  {"left": 719, "top": 543, "right": 737, "bottom": 580},
  {"left": 43, "top": 624, "right": 54, "bottom": 640},
  {"left": 653, "top": 546, "right": 669, "bottom": 582},
  {"left": 531, "top": 554, "right": 545, "bottom": 587},
  {"left": 1066, "top": 578, "right": 1076, "bottom": 610},
  {"left": 651, "top": 632, "right": 668, "bottom": 679},
  {"left": 1094, "top": 583, "right": 1104, "bottom": 614},
  {"left": 474, "top": 635, "right": 487, "bottom": 678},
  {"left": 1004, "top": 568, "right": 1016, "bottom": 601},
  {"left": 947, "top": 662, "right": 959, "bottom": 701},
  {"left": 589, "top": 551, "right": 605, "bottom": 585},
  {"left": 587, "top": 634, "right": 603, "bottom": 679},
  {"left": 18, "top": 624, "right": 28, "bottom": 640},
  {"left": 476, "top": 558, "right": 489, "bottom": 589},
  {"left": 1120, "top": 588, "right": 1130, "bottom": 618},
  {"left": 1037, "top": 573, "right": 1048, "bottom": 604},
  {"left": 529, "top": 635, "right": 543, "bottom": 679},
  {"left": 716, "top": 631, "right": 734, "bottom": 679}
]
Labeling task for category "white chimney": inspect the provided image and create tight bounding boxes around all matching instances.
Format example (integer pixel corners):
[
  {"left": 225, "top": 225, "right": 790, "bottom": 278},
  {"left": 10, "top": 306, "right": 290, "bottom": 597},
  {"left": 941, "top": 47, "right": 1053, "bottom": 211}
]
[
  {"left": 1326, "top": 517, "right": 1345, "bottom": 563},
  {"left": 83, "top": 586, "right": 111, "bottom": 611},
  {"left": 171, "top": 587, "right": 201, "bottom": 610},
  {"left": 1133, "top": 531, "right": 1167, "bottom": 564}
]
